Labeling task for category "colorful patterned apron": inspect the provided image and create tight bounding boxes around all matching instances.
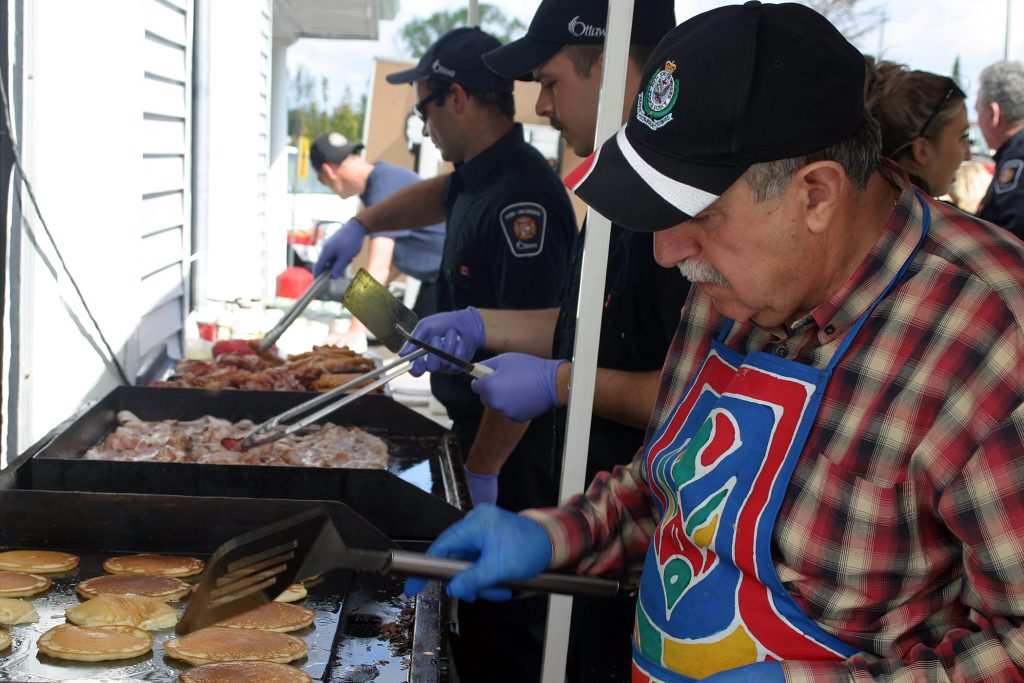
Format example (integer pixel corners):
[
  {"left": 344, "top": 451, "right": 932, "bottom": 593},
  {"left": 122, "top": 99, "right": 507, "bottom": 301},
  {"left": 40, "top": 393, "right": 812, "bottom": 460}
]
[{"left": 632, "top": 194, "right": 930, "bottom": 682}]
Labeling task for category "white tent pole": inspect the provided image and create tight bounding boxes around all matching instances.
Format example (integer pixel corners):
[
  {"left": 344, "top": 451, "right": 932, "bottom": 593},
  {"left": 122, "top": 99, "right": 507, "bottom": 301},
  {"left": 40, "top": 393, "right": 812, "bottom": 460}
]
[
  {"left": 468, "top": 0, "right": 480, "bottom": 27},
  {"left": 539, "top": 0, "right": 634, "bottom": 681}
]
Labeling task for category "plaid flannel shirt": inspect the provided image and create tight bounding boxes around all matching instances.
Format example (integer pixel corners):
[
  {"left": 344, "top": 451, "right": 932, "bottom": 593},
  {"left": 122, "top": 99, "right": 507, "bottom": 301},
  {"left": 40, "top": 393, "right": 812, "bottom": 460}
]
[{"left": 526, "top": 163, "right": 1024, "bottom": 682}]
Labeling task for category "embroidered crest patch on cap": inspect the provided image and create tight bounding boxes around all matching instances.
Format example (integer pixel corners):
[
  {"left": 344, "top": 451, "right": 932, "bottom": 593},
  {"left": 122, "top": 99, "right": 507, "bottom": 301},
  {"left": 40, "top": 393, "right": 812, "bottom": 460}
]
[
  {"left": 995, "top": 159, "right": 1022, "bottom": 194},
  {"left": 637, "top": 60, "right": 679, "bottom": 131},
  {"left": 327, "top": 132, "right": 348, "bottom": 147},
  {"left": 499, "top": 202, "right": 547, "bottom": 257}
]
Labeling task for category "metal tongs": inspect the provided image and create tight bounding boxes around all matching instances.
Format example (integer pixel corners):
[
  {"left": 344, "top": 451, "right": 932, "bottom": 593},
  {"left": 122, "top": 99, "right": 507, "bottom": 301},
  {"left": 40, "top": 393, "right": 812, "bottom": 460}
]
[
  {"left": 238, "top": 347, "right": 427, "bottom": 450},
  {"left": 257, "top": 271, "right": 333, "bottom": 353}
]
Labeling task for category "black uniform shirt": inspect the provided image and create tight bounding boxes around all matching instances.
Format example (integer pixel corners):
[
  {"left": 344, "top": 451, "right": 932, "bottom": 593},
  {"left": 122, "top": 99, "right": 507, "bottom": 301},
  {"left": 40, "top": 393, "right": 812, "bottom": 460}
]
[
  {"left": 978, "top": 129, "right": 1024, "bottom": 240},
  {"left": 551, "top": 224, "right": 690, "bottom": 484},
  {"left": 431, "top": 124, "right": 576, "bottom": 438}
]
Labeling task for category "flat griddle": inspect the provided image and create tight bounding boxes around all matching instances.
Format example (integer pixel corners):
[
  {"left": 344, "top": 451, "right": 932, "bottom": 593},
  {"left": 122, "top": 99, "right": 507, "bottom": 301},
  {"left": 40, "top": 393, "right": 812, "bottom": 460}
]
[
  {"left": 5, "top": 386, "right": 469, "bottom": 540},
  {"left": 0, "top": 489, "right": 446, "bottom": 683}
]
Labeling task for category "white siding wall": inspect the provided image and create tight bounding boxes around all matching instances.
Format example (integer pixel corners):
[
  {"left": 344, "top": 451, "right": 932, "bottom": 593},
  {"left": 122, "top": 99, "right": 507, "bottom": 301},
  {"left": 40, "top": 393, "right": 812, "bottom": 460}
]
[
  {"left": 3, "top": 0, "right": 193, "bottom": 462},
  {"left": 203, "top": 0, "right": 273, "bottom": 302},
  {"left": 141, "top": 0, "right": 193, "bottom": 366}
]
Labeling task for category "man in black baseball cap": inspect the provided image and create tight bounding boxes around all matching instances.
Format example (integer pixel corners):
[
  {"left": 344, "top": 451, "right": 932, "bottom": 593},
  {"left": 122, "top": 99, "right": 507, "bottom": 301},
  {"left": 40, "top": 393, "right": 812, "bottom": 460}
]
[
  {"left": 395, "top": 2, "right": 688, "bottom": 682},
  {"left": 401, "top": 3, "right": 1024, "bottom": 682}
]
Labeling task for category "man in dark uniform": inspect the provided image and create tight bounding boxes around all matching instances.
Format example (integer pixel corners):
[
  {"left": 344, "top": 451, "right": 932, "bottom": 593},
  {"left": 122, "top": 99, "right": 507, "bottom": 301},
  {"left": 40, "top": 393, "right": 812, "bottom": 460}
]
[
  {"left": 313, "top": 30, "right": 576, "bottom": 683},
  {"left": 310, "top": 132, "right": 445, "bottom": 350},
  {"left": 400, "top": 2, "right": 688, "bottom": 680},
  {"left": 975, "top": 60, "right": 1024, "bottom": 239}
]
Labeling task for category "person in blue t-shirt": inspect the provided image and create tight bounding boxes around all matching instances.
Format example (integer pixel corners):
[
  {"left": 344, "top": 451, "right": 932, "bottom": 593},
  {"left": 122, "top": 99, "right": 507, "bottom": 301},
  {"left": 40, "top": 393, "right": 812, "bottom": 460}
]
[{"left": 310, "top": 131, "right": 446, "bottom": 351}]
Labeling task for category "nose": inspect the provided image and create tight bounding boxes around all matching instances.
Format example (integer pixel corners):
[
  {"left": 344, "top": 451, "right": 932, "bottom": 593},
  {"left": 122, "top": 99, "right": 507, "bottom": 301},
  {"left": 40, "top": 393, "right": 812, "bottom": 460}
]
[
  {"left": 535, "top": 90, "right": 553, "bottom": 119},
  {"left": 653, "top": 224, "right": 700, "bottom": 268}
]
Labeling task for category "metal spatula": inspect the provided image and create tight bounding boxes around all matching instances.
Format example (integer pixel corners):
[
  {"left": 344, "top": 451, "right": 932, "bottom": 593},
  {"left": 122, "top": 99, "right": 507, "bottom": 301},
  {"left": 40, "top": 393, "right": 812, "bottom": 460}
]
[
  {"left": 178, "top": 508, "right": 621, "bottom": 633},
  {"left": 341, "top": 269, "right": 492, "bottom": 379}
]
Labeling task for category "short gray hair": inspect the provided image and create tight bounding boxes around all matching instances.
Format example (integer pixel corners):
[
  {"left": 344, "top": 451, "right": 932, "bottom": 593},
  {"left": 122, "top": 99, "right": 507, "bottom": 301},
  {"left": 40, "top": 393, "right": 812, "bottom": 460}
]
[
  {"left": 978, "top": 61, "right": 1024, "bottom": 125},
  {"left": 743, "top": 114, "right": 882, "bottom": 201}
]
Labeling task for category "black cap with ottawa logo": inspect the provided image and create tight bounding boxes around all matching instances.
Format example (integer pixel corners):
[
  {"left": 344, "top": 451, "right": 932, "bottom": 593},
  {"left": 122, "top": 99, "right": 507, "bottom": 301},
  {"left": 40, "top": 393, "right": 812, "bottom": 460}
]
[
  {"left": 566, "top": 1, "right": 867, "bottom": 232},
  {"left": 386, "top": 27, "right": 513, "bottom": 93},
  {"left": 483, "top": 0, "right": 675, "bottom": 81}
]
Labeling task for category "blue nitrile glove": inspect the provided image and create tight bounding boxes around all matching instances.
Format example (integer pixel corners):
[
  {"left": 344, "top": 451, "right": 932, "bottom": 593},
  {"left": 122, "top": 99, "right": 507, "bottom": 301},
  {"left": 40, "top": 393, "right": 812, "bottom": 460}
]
[
  {"left": 700, "top": 662, "right": 785, "bottom": 682},
  {"left": 464, "top": 467, "right": 499, "bottom": 506},
  {"left": 398, "top": 307, "right": 485, "bottom": 376},
  {"left": 470, "top": 353, "right": 568, "bottom": 422},
  {"left": 313, "top": 218, "right": 368, "bottom": 278},
  {"left": 403, "top": 504, "right": 551, "bottom": 602}
]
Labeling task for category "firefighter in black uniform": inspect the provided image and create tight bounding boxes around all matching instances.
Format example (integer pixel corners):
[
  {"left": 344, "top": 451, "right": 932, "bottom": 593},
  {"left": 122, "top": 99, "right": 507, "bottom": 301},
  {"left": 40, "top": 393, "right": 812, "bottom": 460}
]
[
  {"left": 975, "top": 60, "right": 1024, "bottom": 239},
  {"left": 314, "top": 28, "right": 576, "bottom": 683},
  {"left": 399, "top": 2, "right": 688, "bottom": 681}
]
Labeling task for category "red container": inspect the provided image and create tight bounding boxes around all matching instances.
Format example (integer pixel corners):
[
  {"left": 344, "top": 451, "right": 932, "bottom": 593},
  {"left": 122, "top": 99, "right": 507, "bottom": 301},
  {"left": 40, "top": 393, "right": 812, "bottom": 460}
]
[{"left": 276, "top": 266, "right": 314, "bottom": 299}]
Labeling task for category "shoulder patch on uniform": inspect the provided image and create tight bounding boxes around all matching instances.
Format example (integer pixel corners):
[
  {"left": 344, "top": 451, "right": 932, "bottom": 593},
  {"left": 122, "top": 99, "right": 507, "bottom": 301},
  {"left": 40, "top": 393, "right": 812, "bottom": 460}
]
[
  {"left": 499, "top": 202, "right": 547, "bottom": 257},
  {"left": 995, "top": 159, "right": 1023, "bottom": 194}
]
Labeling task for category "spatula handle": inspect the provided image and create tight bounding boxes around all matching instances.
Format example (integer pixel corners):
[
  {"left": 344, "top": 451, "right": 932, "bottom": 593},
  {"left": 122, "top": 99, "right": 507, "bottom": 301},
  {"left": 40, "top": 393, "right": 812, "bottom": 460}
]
[{"left": 389, "top": 550, "right": 619, "bottom": 599}]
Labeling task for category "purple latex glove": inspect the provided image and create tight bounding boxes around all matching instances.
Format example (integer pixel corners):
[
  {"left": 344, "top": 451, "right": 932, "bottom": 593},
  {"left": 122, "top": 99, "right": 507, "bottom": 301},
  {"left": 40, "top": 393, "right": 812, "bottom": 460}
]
[
  {"left": 470, "top": 353, "right": 568, "bottom": 422},
  {"left": 403, "top": 504, "right": 551, "bottom": 602},
  {"left": 464, "top": 467, "right": 498, "bottom": 506},
  {"left": 700, "top": 662, "right": 784, "bottom": 682},
  {"left": 313, "top": 218, "right": 368, "bottom": 277},
  {"left": 399, "top": 307, "right": 485, "bottom": 376}
]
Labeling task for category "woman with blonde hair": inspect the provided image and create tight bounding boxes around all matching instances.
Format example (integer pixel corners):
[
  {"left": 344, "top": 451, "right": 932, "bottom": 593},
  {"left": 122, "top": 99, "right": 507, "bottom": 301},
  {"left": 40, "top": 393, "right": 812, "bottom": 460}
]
[{"left": 865, "top": 57, "right": 971, "bottom": 197}]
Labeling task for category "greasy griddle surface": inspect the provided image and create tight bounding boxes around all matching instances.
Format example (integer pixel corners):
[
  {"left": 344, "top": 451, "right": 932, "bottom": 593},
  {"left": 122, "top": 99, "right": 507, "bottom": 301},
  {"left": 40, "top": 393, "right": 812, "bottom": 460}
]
[{"left": 0, "top": 550, "right": 413, "bottom": 683}]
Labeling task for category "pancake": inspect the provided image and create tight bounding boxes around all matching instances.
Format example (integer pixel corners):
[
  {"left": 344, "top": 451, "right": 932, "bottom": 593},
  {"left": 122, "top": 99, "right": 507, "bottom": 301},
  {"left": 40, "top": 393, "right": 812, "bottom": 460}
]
[
  {"left": 103, "top": 553, "right": 204, "bottom": 578},
  {"left": 164, "top": 626, "right": 307, "bottom": 665},
  {"left": 0, "top": 549, "right": 79, "bottom": 573},
  {"left": 178, "top": 661, "right": 312, "bottom": 682},
  {"left": 67, "top": 594, "right": 178, "bottom": 630},
  {"left": 0, "top": 570, "right": 51, "bottom": 597},
  {"left": 77, "top": 574, "right": 191, "bottom": 602},
  {"left": 0, "top": 628, "right": 9, "bottom": 650},
  {"left": 0, "top": 596, "right": 39, "bottom": 624},
  {"left": 215, "top": 601, "right": 315, "bottom": 632},
  {"left": 37, "top": 623, "right": 153, "bottom": 661},
  {"left": 273, "top": 583, "right": 307, "bottom": 603}
]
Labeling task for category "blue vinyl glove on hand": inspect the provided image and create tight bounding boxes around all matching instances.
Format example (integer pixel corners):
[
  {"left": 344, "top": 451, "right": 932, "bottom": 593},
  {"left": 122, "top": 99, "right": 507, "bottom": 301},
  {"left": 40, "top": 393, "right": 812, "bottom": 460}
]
[
  {"left": 464, "top": 467, "right": 499, "bottom": 506},
  {"left": 700, "top": 662, "right": 785, "bottom": 682},
  {"left": 403, "top": 504, "right": 551, "bottom": 602},
  {"left": 399, "top": 307, "right": 485, "bottom": 376},
  {"left": 313, "top": 218, "right": 368, "bottom": 278},
  {"left": 470, "top": 353, "right": 568, "bottom": 422}
]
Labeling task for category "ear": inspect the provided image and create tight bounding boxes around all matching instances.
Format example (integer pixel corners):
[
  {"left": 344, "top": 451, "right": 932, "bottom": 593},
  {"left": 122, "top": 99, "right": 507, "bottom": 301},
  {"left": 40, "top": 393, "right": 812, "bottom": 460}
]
[
  {"left": 990, "top": 101, "right": 1003, "bottom": 128},
  {"left": 910, "top": 136, "right": 933, "bottom": 165},
  {"left": 447, "top": 83, "right": 469, "bottom": 115},
  {"left": 794, "top": 161, "right": 844, "bottom": 235}
]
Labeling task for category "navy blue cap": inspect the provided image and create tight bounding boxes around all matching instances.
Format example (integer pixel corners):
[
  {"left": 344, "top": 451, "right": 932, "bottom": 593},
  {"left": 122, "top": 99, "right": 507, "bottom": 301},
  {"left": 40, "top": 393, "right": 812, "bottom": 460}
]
[
  {"left": 484, "top": 0, "right": 675, "bottom": 81},
  {"left": 387, "top": 27, "right": 514, "bottom": 93}
]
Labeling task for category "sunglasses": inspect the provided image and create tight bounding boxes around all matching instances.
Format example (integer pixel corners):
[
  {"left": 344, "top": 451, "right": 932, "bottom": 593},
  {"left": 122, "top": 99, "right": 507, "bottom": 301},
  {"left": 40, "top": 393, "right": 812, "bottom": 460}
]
[
  {"left": 890, "top": 78, "right": 966, "bottom": 157},
  {"left": 413, "top": 87, "right": 450, "bottom": 122}
]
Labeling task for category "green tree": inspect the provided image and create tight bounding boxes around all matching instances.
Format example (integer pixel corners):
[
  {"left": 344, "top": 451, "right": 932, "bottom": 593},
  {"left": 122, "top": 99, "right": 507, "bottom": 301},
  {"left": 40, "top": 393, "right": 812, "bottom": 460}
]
[
  {"left": 287, "top": 66, "right": 364, "bottom": 145},
  {"left": 952, "top": 56, "right": 963, "bottom": 88},
  {"left": 397, "top": 4, "right": 526, "bottom": 58}
]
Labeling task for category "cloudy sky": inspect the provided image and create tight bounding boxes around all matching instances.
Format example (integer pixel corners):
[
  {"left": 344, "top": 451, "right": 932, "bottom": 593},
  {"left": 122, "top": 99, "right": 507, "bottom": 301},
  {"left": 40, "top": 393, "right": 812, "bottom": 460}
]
[{"left": 287, "top": 0, "right": 1023, "bottom": 111}]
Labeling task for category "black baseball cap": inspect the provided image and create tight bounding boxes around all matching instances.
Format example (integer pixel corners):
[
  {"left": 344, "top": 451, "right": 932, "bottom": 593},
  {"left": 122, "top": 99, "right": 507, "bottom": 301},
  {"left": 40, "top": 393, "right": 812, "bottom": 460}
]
[
  {"left": 309, "top": 132, "right": 364, "bottom": 170},
  {"left": 483, "top": 0, "right": 675, "bottom": 81},
  {"left": 386, "top": 27, "right": 513, "bottom": 93},
  {"left": 567, "top": 1, "right": 867, "bottom": 232}
]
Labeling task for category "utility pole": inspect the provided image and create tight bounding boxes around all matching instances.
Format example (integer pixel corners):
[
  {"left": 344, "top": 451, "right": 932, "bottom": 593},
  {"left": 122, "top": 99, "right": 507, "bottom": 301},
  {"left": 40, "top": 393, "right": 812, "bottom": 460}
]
[
  {"left": 1006, "top": 0, "right": 1012, "bottom": 60},
  {"left": 877, "top": 8, "right": 887, "bottom": 57}
]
